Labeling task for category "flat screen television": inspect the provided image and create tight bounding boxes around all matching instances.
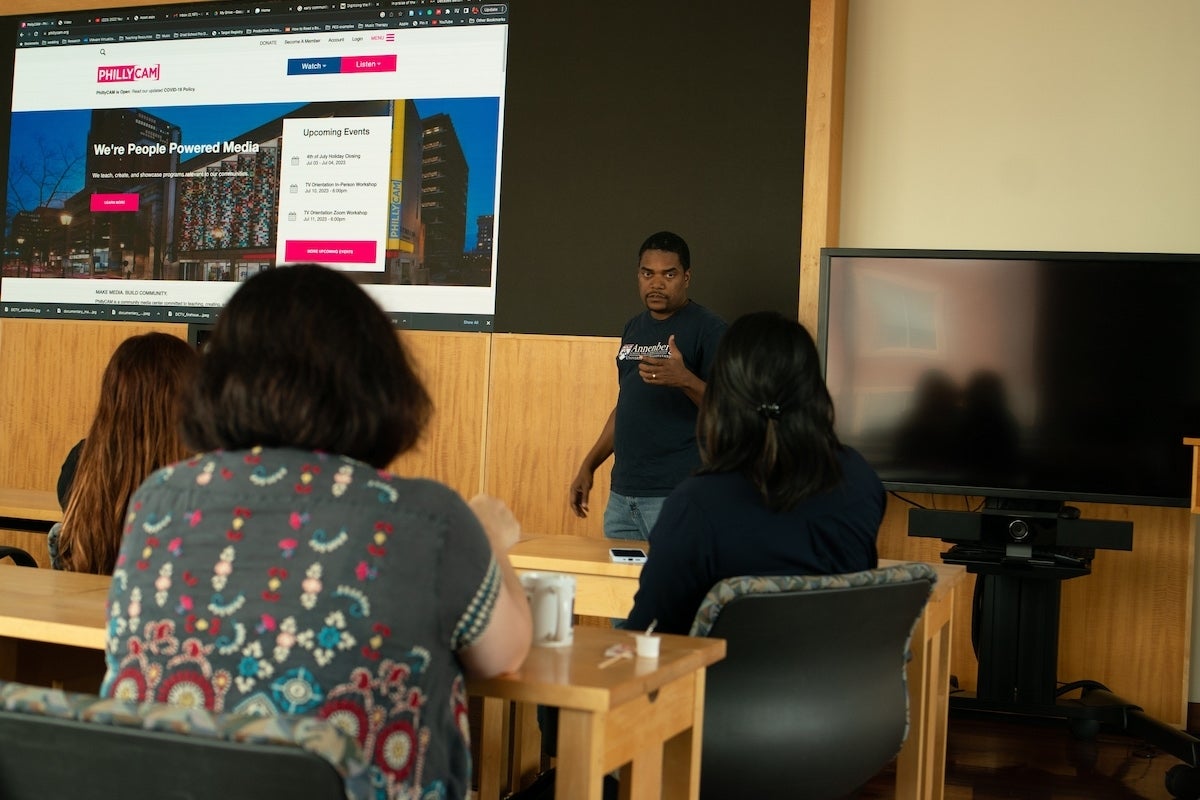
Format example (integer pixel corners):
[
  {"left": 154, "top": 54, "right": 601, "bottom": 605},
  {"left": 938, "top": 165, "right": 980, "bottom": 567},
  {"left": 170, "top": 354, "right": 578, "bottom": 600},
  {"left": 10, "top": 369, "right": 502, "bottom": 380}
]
[
  {"left": 0, "top": 0, "right": 509, "bottom": 331},
  {"left": 818, "top": 248, "right": 1200, "bottom": 509}
]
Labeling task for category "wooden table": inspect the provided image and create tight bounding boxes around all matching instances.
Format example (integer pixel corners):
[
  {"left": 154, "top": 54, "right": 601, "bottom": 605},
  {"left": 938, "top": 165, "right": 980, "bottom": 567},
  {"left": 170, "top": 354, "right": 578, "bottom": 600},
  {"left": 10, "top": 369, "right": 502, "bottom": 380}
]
[
  {"left": 0, "top": 563, "right": 108, "bottom": 648},
  {"left": 894, "top": 558, "right": 964, "bottom": 800},
  {"left": 469, "top": 625, "right": 725, "bottom": 800},
  {"left": 507, "top": 535, "right": 965, "bottom": 800},
  {"left": 0, "top": 488, "right": 61, "bottom": 524},
  {"left": 0, "top": 488, "right": 60, "bottom": 568},
  {"left": 0, "top": 563, "right": 108, "bottom": 689},
  {"left": 509, "top": 535, "right": 644, "bottom": 618}
]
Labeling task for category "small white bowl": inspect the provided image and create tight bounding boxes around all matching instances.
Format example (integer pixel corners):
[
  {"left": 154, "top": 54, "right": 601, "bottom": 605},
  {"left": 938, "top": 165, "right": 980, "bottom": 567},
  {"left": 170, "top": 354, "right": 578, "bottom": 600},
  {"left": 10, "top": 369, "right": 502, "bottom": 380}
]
[{"left": 634, "top": 633, "right": 661, "bottom": 659}]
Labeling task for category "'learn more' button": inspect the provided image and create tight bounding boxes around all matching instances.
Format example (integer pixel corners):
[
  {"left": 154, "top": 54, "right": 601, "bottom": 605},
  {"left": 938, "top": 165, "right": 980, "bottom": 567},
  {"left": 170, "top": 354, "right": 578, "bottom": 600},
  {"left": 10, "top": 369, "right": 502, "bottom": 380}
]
[{"left": 90, "top": 193, "right": 140, "bottom": 212}]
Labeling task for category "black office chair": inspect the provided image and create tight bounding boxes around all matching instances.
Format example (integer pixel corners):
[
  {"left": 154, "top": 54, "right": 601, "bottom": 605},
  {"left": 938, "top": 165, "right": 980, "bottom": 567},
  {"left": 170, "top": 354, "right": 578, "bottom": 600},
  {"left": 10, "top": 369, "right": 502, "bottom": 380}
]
[
  {"left": 0, "top": 679, "right": 369, "bottom": 799},
  {"left": 690, "top": 562, "right": 938, "bottom": 800},
  {"left": 0, "top": 546, "right": 37, "bottom": 567}
]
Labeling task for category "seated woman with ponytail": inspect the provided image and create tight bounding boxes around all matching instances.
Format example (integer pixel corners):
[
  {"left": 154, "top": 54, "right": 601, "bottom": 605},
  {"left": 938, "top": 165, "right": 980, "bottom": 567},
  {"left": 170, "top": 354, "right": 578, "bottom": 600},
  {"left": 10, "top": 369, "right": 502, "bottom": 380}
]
[{"left": 622, "top": 310, "right": 885, "bottom": 634}]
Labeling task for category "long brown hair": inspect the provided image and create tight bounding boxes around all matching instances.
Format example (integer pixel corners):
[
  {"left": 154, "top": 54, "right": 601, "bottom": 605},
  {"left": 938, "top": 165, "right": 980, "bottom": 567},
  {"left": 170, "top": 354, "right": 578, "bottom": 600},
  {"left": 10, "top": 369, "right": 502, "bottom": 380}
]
[{"left": 58, "top": 332, "right": 199, "bottom": 574}]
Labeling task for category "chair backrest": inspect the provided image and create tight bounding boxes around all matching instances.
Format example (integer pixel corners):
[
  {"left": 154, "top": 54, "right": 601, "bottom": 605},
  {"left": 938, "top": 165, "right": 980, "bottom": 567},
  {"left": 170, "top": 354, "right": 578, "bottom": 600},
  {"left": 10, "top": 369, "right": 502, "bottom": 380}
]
[
  {"left": 691, "top": 562, "right": 937, "bottom": 800},
  {"left": 0, "top": 546, "right": 37, "bottom": 567},
  {"left": 0, "top": 680, "right": 369, "bottom": 800}
]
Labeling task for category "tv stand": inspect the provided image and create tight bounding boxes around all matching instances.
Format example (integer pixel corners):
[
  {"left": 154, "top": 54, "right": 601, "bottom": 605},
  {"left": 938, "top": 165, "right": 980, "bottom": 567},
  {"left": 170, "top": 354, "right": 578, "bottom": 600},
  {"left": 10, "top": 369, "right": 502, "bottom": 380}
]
[
  {"left": 945, "top": 544, "right": 1088, "bottom": 708},
  {"left": 910, "top": 505, "right": 1200, "bottom": 799}
]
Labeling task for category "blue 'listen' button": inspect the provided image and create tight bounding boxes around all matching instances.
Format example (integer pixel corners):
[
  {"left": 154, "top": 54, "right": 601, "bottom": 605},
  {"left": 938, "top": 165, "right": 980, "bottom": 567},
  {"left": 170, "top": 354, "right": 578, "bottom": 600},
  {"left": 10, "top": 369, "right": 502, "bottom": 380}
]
[{"left": 287, "top": 57, "right": 342, "bottom": 75}]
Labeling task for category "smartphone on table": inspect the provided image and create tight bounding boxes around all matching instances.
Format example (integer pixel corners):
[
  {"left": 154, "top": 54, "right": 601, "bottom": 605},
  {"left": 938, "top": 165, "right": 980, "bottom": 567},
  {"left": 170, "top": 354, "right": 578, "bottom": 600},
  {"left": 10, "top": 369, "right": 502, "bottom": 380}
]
[{"left": 609, "top": 547, "right": 647, "bottom": 564}]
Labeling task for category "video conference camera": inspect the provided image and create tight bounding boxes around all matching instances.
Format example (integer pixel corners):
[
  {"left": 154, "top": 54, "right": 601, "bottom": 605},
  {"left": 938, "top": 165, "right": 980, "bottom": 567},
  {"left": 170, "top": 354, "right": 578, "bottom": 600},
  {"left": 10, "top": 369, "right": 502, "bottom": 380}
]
[{"left": 908, "top": 503, "right": 1133, "bottom": 570}]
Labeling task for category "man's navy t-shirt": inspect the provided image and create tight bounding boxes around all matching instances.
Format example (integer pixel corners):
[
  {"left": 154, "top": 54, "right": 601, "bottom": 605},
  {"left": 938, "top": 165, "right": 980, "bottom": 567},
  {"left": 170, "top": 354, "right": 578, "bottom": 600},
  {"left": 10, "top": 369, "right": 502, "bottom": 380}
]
[{"left": 611, "top": 301, "right": 726, "bottom": 497}]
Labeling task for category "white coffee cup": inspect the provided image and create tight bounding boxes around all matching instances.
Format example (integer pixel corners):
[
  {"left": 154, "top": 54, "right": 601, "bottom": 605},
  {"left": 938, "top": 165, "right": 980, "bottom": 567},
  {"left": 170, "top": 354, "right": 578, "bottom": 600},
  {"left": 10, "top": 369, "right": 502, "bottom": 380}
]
[{"left": 519, "top": 571, "right": 576, "bottom": 647}]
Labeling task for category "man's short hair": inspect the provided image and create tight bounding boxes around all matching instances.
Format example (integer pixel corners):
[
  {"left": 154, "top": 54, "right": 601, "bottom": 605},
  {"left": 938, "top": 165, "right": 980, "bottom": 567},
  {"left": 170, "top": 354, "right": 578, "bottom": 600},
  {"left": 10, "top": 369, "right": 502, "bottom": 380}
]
[{"left": 638, "top": 231, "right": 690, "bottom": 271}]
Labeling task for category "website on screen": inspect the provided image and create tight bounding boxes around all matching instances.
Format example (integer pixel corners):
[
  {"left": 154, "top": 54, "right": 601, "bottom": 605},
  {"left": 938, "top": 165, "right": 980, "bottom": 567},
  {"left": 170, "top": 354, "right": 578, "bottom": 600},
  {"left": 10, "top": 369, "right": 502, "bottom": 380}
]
[{"left": 1, "top": 1, "right": 509, "bottom": 330}]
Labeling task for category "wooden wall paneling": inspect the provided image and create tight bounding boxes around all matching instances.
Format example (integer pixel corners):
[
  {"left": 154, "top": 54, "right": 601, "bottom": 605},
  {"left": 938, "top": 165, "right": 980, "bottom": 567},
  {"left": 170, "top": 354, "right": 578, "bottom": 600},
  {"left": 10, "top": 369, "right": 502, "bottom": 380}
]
[
  {"left": 387, "top": 330, "right": 490, "bottom": 501},
  {"left": 0, "top": 318, "right": 188, "bottom": 493},
  {"left": 798, "top": 0, "right": 849, "bottom": 332},
  {"left": 0, "top": 323, "right": 487, "bottom": 511},
  {"left": 1186, "top": 438, "right": 1200, "bottom": 512},
  {"left": 1056, "top": 503, "right": 1192, "bottom": 727},
  {"left": 484, "top": 334, "right": 618, "bottom": 540}
]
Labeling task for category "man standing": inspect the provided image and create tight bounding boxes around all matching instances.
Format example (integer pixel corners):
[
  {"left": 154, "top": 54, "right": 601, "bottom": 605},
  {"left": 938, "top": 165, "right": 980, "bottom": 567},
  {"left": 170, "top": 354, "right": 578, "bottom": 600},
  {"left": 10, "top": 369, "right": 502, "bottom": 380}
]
[{"left": 569, "top": 231, "right": 727, "bottom": 540}]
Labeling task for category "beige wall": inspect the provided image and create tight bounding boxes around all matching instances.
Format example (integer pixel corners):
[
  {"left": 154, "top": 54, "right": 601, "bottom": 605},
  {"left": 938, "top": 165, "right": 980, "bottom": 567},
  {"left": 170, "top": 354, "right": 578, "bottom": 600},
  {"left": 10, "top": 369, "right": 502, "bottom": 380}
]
[
  {"left": 839, "top": 0, "right": 1200, "bottom": 709},
  {"left": 840, "top": 0, "right": 1200, "bottom": 253}
]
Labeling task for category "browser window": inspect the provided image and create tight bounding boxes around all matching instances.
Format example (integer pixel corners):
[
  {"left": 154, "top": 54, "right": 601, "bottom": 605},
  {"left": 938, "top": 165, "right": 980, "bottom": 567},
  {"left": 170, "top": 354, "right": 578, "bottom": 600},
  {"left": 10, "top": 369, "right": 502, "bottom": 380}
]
[{"left": 0, "top": 0, "right": 510, "bottom": 330}]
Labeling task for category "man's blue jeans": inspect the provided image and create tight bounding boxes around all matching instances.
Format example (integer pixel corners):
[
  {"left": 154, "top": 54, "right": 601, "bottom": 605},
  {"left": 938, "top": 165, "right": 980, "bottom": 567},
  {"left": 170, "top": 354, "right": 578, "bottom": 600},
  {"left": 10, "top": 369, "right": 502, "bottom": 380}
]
[{"left": 603, "top": 491, "right": 666, "bottom": 541}]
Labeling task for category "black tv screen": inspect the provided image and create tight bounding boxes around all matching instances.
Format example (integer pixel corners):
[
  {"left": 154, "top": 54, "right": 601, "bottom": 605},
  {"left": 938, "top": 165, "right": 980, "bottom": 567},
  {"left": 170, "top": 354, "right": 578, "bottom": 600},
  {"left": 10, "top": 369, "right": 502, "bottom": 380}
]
[
  {"left": 818, "top": 248, "right": 1200, "bottom": 508},
  {"left": 0, "top": 0, "right": 508, "bottom": 331}
]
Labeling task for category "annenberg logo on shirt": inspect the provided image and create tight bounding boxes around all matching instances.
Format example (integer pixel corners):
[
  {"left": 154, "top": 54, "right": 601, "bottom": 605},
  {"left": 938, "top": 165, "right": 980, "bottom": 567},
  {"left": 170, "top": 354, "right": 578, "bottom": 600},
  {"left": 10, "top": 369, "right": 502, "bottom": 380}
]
[{"left": 618, "top": 342, "right": 670, "bottom": 361}]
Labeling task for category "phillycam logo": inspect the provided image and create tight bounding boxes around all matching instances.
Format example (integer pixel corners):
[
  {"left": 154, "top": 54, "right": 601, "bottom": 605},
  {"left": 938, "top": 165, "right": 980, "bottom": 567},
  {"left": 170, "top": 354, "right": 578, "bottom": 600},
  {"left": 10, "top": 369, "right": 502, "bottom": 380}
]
[
  {"left": 618, "top": 343, "right": 670, "bottom": 361},
  {"left": 97, "top": 64, "right": 162, "bottom": 82}
]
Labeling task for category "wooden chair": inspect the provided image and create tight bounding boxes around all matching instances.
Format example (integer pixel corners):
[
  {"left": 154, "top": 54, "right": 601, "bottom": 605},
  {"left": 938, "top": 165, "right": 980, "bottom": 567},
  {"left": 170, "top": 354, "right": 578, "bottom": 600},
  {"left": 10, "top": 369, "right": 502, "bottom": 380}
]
[
  {"left": 0, "top": 680, "right": 369, "bottom": 799},
  {"left": 690, "top": 562, "right": 938, "bottom": 800}
]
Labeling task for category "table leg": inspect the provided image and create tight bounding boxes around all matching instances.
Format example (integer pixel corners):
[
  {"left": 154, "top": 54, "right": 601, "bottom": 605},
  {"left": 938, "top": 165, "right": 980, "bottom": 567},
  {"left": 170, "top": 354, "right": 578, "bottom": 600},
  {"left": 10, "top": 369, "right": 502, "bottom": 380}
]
[
  {"left": 618, "top": 742, "right": 663, "bottom": 800},
  {"left": 510, "top": 701, "right": 543, "bottom": 793},
  {"left": 556, "top": 708, "right": 607, "bottom": 800},
  {"left": 0, "top": 638, "right": 16, "bottom": 681},
  {"left": 478, "top": 696, "right": 508, "bottom": 800},
  {"left": 662, "top": 669, "right": 705, "bottom": 800},
  {"left": 896, "top": 589, "right": 954, "bottom": 800},
  {"left": 924, "top": 591, "right": 954, "bottom": 800}
]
